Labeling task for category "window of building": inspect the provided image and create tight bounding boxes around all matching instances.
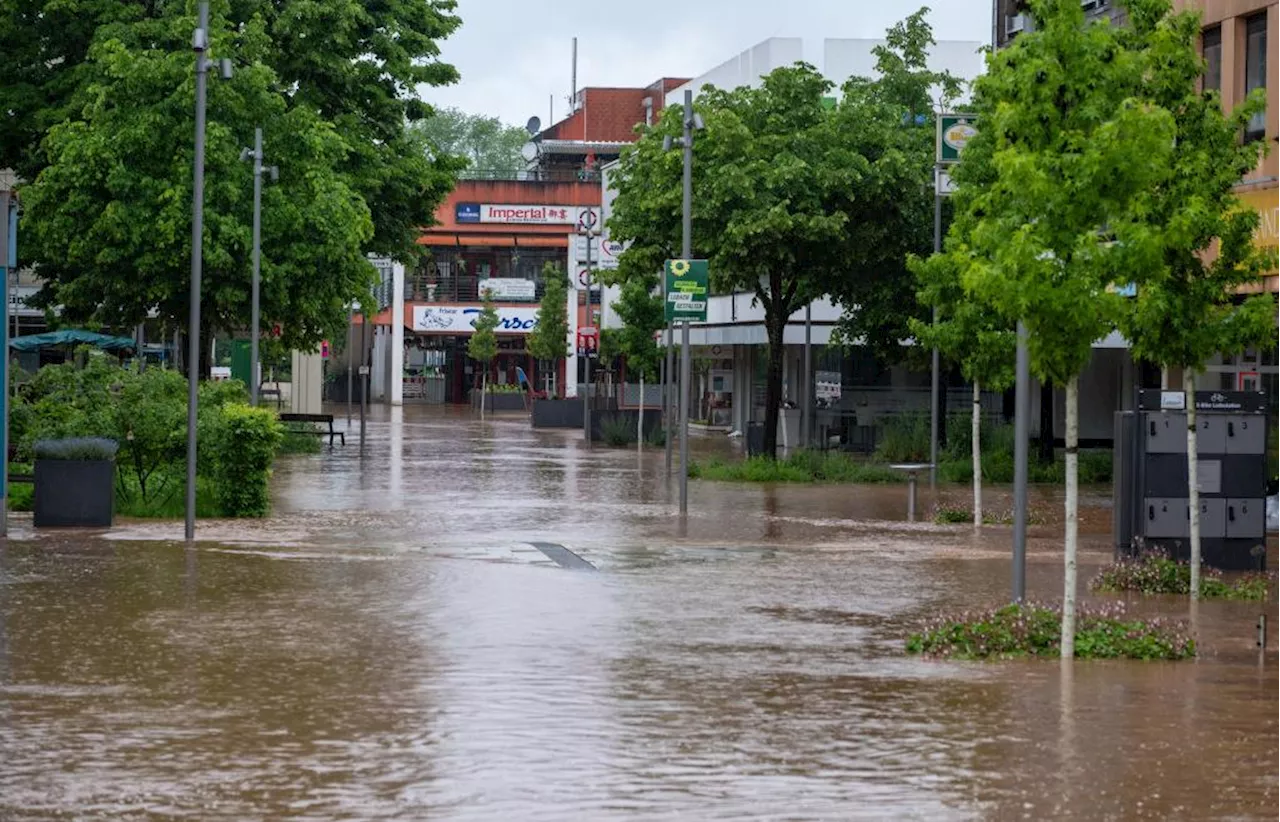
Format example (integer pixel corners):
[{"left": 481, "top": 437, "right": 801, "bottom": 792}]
[
  {"left": 1245, "top": 14, "right": 1267, "bottom": 141},
  {"left": 1202, "top": 26, "right": 1221, "bottom": 93}
]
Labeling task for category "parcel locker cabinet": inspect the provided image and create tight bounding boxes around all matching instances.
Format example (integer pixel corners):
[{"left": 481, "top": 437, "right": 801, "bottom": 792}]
[{"left": 1119, "top": 391, "right": 1270, "bottom": 571}]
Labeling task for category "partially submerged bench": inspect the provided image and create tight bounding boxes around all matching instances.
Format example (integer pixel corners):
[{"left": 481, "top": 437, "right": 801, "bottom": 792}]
[{"left": 278, "top": 413, "right": 345, "bottom": 446}]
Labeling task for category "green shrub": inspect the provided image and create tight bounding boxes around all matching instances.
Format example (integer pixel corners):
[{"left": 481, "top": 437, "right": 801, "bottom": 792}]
[
  {"left": 690, "top": 450, "right": 905, "bottom": 483},
  {"left": 33, "top": 437, "right": 119, "bottom": 460},
  {"left": 1090, "top": 552, "right": 1274, "bottom": 600},
  {"left": 906, "top": 601, "right": 1195, "bottom": 660},
  {"left": 211, "top": 404, "right": 283, "bottom": 517},
  {"left": 874, "top": 413, "right": 930, "bottom": 463},
  {"left": 646, "top": 425, "right": 667, "bottom": 447},
  {"left": 599, "top": 415, "right": 636, "bottom": 447}
]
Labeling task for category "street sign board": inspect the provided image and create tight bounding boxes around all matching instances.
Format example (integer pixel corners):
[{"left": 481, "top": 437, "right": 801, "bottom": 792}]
[
  {"left": 664, "top": 259, "right": 709, "bottom": 323},
  {"left": 937, "top": 113, "right": 977, "bottom": 164}
]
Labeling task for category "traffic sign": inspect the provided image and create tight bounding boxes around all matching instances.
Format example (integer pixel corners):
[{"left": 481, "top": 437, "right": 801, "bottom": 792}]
[
  {"left": 575, "top": 208, "right": 600, "bottom": 232},
  {"left": 664, "top": 259, "right": 709, "bottom": 323},
  {"left": 937, "top": 113, "right": 977, "bottom": 164}
]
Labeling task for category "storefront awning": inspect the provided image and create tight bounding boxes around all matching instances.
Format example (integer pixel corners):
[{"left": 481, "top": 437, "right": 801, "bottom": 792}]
[{"left": 417, "top": 234, "right": 567, "bottom": 248}]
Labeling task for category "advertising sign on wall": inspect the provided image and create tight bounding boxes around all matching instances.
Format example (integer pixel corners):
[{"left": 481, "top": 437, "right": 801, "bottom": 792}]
[
  {"left": 413, "top": 305, "right": 539, "bottom": 335},
  {"left": 477, "top": 278, "right": 537, "bottom": 301},
  {"left": 455, "top": 203, "right": 600, "bottom": 226}
]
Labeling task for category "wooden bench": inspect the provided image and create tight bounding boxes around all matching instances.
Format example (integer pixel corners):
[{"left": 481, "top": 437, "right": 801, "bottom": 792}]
[{"left": 278, "top": 413, "right": 345, "bottom": 446}]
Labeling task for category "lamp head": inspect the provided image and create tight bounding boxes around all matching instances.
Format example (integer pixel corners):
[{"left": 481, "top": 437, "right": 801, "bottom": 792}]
[
  {"left": 662, "top": 135, "right": 673, "bottom": 152},
  {"left": 218, "top": 58, "right": 233, "bottom": 80},
  {"left": 268, "top": 166, "right": 279, "bottom": 182},
  {"left": 691, "top": 113, "right": 705, "bottom": 131}
]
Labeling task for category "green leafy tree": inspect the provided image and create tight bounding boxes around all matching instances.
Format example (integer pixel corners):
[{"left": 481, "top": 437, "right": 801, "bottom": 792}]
[
  {"left": 467, "top": 290, "right": 499, "bottom": 417},
  {"left": 829, "top": 10, "right": 962, "bottom": 365},
  {"left": 526, "top": 263, "right": 570, "bottom": 396},
  {"left": 942, "top": 0, "right": 1177, "bottom": 656},
  {"left": 413, "top": 107, "right": 529, "bottom": 172},
  {"left": 1115, "top": 2, "right": 1276, "bottom": 599},
  {"left": 610, "top": 277, "right": 666, "bottom": 443},
  {"left": 609, "top": 22, "right": 950, "bottom": 459},
  {"left": 910, "top": 252, "right": 1015, "bottom": 525},
  {"left": 2, "top": 0, "right": 463, "bottom": 360}
]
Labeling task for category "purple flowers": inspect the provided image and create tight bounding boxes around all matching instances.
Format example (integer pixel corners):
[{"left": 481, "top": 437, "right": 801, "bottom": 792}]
[{"left": 905, "top": 601, "right": 1196, "bottom": 660}]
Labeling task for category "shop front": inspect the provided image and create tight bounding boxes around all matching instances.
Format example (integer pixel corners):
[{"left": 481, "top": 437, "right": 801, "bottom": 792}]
[{"left": 406, "top": 304, "right": 545, "bottom": 404}]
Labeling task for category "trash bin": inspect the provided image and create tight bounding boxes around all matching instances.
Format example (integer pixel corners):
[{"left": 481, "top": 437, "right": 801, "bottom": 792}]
[{"left": 746, "top": 422, "right": 766, "bottom": 457}]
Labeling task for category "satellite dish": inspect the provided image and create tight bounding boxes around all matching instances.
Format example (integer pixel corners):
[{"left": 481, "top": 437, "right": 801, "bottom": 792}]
[
  {"left": 525, "top": 116, "right": 542, "bottom": 135},
  {"left": 520, "top": 141, "right": 540, "bottom": 162}
]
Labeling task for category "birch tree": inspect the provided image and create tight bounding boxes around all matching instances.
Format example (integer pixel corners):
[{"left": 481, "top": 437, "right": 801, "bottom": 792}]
[
  {"left": 943, "top": 0, "right": 1176, "bottom": 656},
  {"left": 910, "top": 252, "right": 1015, "bottom": 526},
  {"left": 1117, "top": 4, "right": 1277, "bottom": 599}
]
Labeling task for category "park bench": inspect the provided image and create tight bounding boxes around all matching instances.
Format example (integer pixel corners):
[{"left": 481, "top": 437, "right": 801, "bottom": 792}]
[{"left": 278, "top": 413, "right": 345, "bottom": 446}]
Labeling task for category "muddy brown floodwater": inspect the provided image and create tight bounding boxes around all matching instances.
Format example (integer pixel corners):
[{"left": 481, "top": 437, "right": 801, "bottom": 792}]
[{"left": 0, "top": 405, "right": 1274, "bottom": 820}]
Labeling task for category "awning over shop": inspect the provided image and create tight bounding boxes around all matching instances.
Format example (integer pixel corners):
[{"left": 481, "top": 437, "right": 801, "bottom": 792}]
[
  {"left": 10, "top": 329, "right": 137, "bottom": 353},
  {"left": 417, "top": 234, "right": 568, "bottom": 248}
]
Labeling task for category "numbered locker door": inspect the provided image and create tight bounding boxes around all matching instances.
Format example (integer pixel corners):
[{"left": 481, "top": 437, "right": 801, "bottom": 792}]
[
  {"left": 1224, "top": 415, "right": 1266, "bottom": 455},
  {"left": 1145, "top": 413, "right": 1186, "bottom": 454},
  {"left": 1143, "top": 498, "right": 1187, "bottom": 538}
]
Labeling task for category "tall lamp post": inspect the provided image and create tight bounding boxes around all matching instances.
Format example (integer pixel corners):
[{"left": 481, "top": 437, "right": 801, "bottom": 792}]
[
  {"left": 662, "top": 89, "right": 704, "bottom": 516},
  {"left": 240, "top": 127, "right": 278, "bottom": 407},
  {"left": 185, "top": 1, "right": 233, "bottom": 541}
]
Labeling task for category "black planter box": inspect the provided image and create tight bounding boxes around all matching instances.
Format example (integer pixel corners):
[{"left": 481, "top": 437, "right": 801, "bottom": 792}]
[
  {"left": 471, "top": 392, "right": 528, "bottom": 413},
  {"left": 532, "top": 398, "right": 584, "bottom": 428},
  {"left": 591, "top": 410, "right": 665, "bottom": 443},
  {"left": 34, "top": 459, "right": 115, "bottom": 528}
]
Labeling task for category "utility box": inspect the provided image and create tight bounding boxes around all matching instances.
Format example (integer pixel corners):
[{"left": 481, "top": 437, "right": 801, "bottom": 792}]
[{"left": 1114, "top": 390, "right": 1269, "bottom": 571}]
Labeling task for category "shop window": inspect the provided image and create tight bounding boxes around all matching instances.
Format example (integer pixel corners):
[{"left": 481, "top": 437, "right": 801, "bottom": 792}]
[
  {"left": 1245, "top": 14, "right": 1267, "bottom": 142},
  {"left": 1202, "top": 26, "right": 1221, "bottom": 93}
]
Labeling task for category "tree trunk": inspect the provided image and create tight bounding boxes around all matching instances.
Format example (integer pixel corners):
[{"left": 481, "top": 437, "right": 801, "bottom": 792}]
[
  {"left": 1061, "top": 374, "right": 1079, "bottom": 659},
  {"left": 762, "top": 314, "right": 786, "bottom": 460},
  {"left": 1039, "top": 381, "right": 1055, "bottom": 464},
  {"left": 1185, "top": 369, "right": 1201, "bottom": 601},
  {"left": 481, "top": 371, "right": 487, "bottom": 421},
  {"left": 972, "top": 380, "right": 982, "bottom": 528},
  {"left": 638, "top": 372, "right": 645, "bottom": 449}
]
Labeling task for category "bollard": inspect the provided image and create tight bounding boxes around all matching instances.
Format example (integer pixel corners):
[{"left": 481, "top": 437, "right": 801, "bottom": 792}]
[
  {"left": 907, "top": 472, "right": 918, "bottom": 522},
  {"left": 1258, "top": 614, "right": 1267, "bottom": 650}
]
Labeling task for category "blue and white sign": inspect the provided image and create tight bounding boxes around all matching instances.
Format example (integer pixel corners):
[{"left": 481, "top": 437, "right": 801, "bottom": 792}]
[
  {"left": 413, "top": 304, "right": 539, "bottom": 335},
  {"left": 455, "top": 203, "right": 482, "bottom": 223}
]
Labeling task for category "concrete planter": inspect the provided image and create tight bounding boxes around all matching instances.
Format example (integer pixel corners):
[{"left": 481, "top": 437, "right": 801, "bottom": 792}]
[
  {"left": 34, "top": 459, "right": 115, "bottom": 528},
  {"left": 531, "top": 399, "right": 584, "bottom": 428},
  {"left": 471, "top": 392, "right": 528, "bottom": 413}
]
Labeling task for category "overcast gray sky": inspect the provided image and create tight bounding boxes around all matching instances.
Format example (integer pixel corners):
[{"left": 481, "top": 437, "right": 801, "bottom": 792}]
[{"left": 421, "top": 0, "right": 993, "bottom": 127}]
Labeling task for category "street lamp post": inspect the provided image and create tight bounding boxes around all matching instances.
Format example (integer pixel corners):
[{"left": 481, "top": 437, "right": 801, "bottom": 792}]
[
  {"left": 185, "top": 1, "right": 232, "bottom": 541},
  {"left": 241, "top": 127, "right": 277, "bottom": 407},
  {"left": 929, "top": 164, "right": 943, "bottom": 487},
  {"left": 663, "top": 89, "right": 704, "bottom": 516}
]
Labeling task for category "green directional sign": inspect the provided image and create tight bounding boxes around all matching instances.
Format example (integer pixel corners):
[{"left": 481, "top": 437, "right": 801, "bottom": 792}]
[
  {"left": 664, "top": 259, "right": 709, "bottom": 322},
  {"left": 937, "top": 113, "right": 977, "bottom": 164}
]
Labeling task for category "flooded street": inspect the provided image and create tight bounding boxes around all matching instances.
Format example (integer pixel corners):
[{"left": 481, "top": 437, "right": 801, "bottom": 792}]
[{"left": 0, "top": 405, "right": 1275, "bottom": 820}]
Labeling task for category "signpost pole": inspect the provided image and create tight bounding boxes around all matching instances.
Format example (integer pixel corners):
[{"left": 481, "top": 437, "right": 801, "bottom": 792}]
[
  {"left": 930, "top": 164, "right": 942, "bottom": 487},
  {"left": 679, "top": 318, "right": 690, "bottom": 515},
  {"left": 664, "top": 324, "right": 673, "bottom": 473},
  {"left": 0, "top": 190, "right": 13, "bottom": 538},
  {"left": 583, "top": 228, "right": 593, "bottom": 445}
]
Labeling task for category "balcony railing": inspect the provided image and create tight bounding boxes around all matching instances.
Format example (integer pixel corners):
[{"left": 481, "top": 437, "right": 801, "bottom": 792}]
[{"left": 456, "top": 168, "right": 601, "bottom": 183}]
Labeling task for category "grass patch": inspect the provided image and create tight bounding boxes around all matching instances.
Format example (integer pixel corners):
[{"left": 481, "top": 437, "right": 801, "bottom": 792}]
[
  {"left": 9, "top": 469, "right": 219, "bottom": 518},
  {"left": 1090, "top": 552, "right": 1274, "bottom": 601},
  {"left": 690, "top": 450, "right": 904, "bottom": 483},
  {"left": 905, "top": 601, "right": 1196, "bottom": 660},
  {"left": 932, "top": 505, "right": 1043, "bottom": 526},
  {"left": 278, "top": 428, "right": 323, "bottom": 454}
]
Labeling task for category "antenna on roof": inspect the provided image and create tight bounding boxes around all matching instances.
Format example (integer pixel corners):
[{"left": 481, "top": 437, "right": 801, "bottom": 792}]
[{"left": 571, "top": 37, "right": 578, "bottom": 113}]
